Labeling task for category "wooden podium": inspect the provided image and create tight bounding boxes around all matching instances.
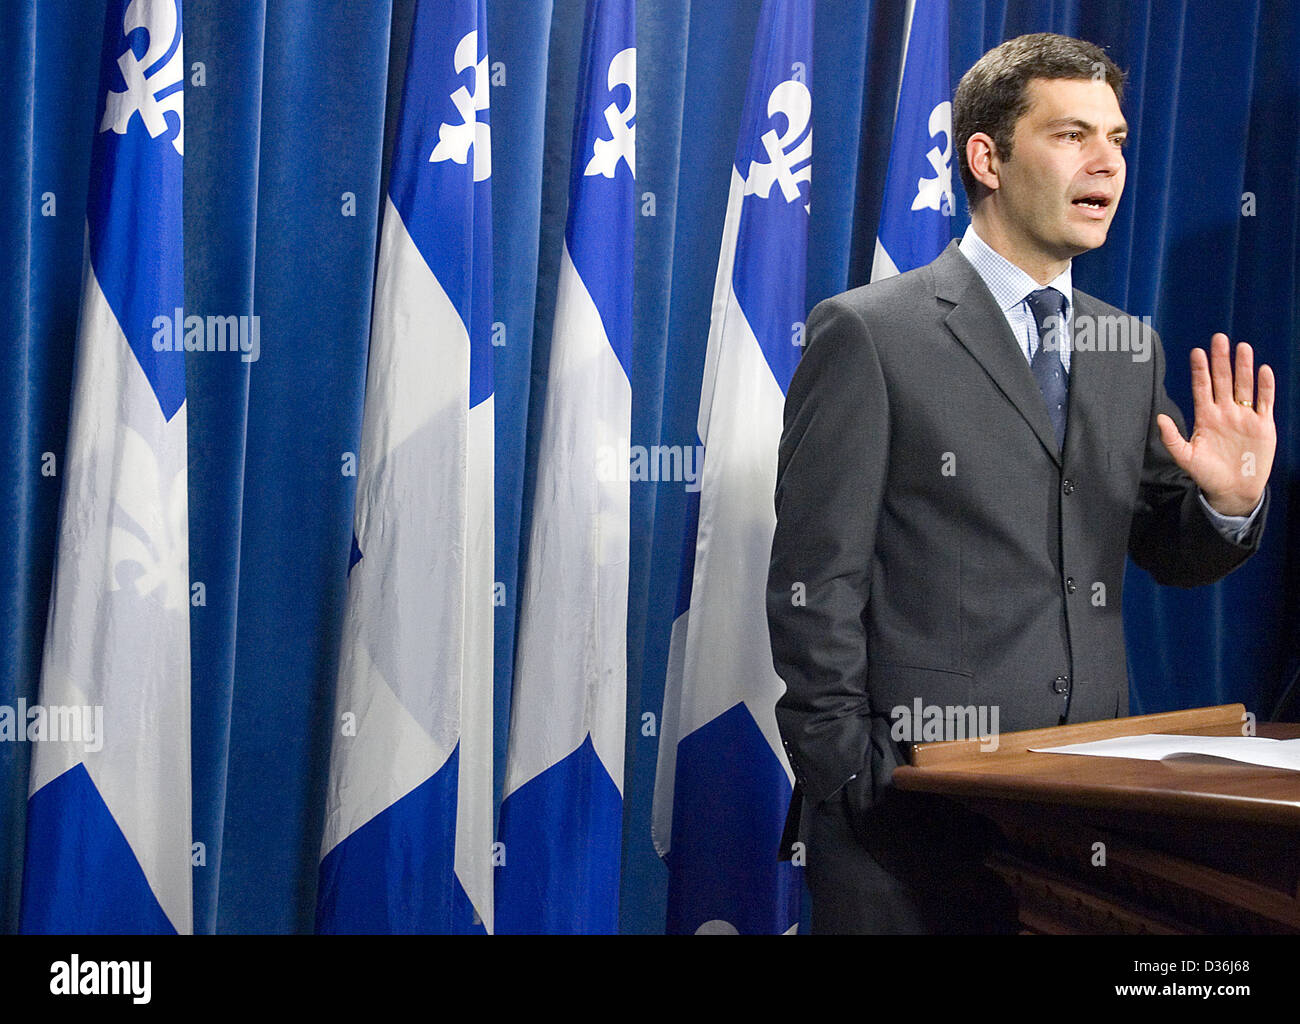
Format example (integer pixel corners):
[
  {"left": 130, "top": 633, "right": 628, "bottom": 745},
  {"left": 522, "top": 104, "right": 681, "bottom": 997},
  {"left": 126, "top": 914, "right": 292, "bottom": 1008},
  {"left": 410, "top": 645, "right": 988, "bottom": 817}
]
[{"left": 891, "top": 704, "right": 1300, "bottom": 934}]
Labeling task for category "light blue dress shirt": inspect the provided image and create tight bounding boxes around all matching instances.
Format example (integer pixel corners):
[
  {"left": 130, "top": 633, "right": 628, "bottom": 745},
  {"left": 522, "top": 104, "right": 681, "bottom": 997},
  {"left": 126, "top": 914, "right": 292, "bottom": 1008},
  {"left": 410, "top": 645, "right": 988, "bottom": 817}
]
[{"left": 959, "top": 223, "right": 1073, "bottom": 373}]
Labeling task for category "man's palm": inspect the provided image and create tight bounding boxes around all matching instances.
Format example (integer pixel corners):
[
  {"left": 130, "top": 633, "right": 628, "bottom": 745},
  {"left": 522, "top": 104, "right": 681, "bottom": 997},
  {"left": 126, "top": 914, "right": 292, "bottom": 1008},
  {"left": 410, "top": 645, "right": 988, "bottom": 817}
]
[{"left": 1156, "top": 333, "right": 1276, "bottom": 517}]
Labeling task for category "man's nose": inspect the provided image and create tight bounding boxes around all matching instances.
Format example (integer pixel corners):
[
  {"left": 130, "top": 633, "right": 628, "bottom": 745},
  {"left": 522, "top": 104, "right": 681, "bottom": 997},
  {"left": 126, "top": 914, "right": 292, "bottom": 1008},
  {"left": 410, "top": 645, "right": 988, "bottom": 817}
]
[{"left": 1087, "top": 139, "right": 1124, "bottom": 175}]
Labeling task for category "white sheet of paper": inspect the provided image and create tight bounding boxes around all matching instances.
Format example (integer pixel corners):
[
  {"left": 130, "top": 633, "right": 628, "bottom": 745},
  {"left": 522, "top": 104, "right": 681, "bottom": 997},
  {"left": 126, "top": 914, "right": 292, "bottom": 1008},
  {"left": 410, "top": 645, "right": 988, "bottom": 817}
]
[{"left": 1029, "top": 734, "right": 1300, "bottom": 773}]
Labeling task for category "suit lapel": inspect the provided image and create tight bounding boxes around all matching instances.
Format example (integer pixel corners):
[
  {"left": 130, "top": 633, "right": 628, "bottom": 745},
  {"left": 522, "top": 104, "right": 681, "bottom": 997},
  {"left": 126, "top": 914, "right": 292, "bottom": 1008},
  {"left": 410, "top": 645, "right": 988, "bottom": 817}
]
[{"left": 932, "top": 242, "right": 1063, "bottom": 467}]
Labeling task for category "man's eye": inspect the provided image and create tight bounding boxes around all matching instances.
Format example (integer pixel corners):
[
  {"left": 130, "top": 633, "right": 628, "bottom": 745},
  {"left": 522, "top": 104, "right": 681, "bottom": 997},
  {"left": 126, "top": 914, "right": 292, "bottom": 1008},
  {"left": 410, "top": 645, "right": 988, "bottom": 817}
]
[{"left": 1061, "top": 131, "right": 1081, "bottom": 141}]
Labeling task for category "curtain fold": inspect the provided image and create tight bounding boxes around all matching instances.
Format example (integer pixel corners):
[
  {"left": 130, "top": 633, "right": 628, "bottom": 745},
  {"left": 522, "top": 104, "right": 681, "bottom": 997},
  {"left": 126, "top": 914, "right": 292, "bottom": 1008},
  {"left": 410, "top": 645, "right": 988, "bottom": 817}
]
[
  {"left": 214, "top": 0, "right": 394, "bottom": 934},
  {"left": 0, "top": 0, "right": 40, "bottom": 938},
  {"left": 184, "top": 0, "right": 267, "bottom": 938}
]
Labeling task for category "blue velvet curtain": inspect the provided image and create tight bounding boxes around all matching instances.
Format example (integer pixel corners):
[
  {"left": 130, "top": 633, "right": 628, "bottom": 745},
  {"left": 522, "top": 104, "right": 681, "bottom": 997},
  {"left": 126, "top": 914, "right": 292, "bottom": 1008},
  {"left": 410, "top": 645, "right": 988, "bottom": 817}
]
[{"left": 2, "top": 0, "right": 1296, "bottom": 934}]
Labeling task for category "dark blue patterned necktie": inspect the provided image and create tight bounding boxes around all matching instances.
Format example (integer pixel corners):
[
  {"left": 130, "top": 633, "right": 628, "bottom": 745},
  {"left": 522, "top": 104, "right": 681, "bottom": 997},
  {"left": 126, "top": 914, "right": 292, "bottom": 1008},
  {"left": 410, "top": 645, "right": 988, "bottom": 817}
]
[{"left": 1026, "top": 287, "right": 1069, "bottom": 449}]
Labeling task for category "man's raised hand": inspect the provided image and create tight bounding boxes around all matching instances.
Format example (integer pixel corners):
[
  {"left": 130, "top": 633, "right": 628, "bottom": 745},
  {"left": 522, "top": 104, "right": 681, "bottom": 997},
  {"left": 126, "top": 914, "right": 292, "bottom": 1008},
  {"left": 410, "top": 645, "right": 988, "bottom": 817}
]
[{"left": 1156, "top": 333, "right": 1276, "bottom": 518}]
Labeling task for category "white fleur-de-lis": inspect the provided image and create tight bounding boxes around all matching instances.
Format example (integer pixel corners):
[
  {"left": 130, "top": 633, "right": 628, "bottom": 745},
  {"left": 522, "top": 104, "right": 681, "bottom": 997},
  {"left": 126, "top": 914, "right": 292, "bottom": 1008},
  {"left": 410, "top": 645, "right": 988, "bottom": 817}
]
[
  {"left": 584, "top": 47, "right": 636, "bottom": 179},
  {"left": 430, "top": 31, "right": 491, "bottom": 183},
  {"left": 100, "top": 0, "right": 184, "bottom": 156},
  {"left": 911, "top": 101, "right": 954, "bottom": 216},
  {"left": 743, "top": 80, "right": 812, "bottom": 213},
  {"left": 108, "top": 426, "right": 189, "bottom": 611}
]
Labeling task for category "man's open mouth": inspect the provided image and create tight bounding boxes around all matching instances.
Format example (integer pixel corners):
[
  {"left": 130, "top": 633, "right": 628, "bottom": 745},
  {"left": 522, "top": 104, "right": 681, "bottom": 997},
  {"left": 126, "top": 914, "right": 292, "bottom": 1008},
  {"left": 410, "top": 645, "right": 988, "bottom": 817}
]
[{"left": 1072, "top": 193, "right": 1112, "bottom": 210}]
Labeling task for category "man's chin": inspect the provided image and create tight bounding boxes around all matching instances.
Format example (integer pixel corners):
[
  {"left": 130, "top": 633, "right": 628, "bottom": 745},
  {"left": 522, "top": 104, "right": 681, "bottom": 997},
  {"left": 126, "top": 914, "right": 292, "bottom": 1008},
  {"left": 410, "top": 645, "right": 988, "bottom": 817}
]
[{"left": 1061, "top": 225, "right": 1110, "bottom": 257}]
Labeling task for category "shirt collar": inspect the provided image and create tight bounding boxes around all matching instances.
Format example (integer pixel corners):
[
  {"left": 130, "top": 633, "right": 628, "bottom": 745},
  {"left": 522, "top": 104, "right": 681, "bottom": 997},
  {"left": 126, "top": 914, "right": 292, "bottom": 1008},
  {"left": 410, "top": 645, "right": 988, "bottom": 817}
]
[{"left": 958, "top": 223, "right": 1073, "bottom": 318}]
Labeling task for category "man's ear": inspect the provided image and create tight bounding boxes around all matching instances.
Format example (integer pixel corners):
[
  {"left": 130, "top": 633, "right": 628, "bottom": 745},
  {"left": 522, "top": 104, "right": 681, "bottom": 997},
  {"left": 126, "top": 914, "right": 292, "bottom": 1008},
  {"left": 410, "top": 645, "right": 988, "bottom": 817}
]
[{"left": 966, "top": 132, "right": 1000, "bottom": 195}]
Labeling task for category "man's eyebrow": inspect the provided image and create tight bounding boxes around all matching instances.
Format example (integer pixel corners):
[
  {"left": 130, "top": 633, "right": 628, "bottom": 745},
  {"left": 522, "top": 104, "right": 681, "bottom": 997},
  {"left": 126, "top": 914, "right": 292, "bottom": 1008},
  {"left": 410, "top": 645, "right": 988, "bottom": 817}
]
[{"left": 1041, "top": 116, "right": 1129, "bottom": 135}]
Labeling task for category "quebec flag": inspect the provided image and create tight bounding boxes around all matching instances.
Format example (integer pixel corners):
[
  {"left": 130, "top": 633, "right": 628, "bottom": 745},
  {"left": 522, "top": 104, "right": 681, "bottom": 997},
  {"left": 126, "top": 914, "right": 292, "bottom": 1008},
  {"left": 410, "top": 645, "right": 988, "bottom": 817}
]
[
  {"left": 20, "top": 0, "right": 191, "bottom": 933},
  {"left": 871, "top": 0, "right": 953, "bottom": 280},
  {"left": 317, "top": 0, "right": 495, "bottom": 934},
  {"left": 496, "top": 0, "right": 634, "bottom": 934},
  {"left": 651, "top": 0, "right": 809, "bottom": 935}
]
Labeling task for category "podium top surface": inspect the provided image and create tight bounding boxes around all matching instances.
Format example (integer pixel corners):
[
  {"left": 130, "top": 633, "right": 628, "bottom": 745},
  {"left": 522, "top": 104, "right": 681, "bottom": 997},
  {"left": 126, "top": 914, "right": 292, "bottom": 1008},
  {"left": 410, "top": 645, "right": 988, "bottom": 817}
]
[{"left": 891, "top": 704, "right": 1300, "bottom": 829}]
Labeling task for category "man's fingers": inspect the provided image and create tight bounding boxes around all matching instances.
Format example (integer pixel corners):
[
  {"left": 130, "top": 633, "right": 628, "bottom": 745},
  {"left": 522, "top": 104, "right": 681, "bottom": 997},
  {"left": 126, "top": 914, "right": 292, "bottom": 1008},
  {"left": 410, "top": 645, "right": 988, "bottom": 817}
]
[
  {"left": 1189, "top": 347, "right": 1213, "bottom": 410},
  {"left": 1156, "top": 412, "right": 1191, "bottom": 469},
  {"left": 1257, "top": 363, "right": 1276, "bottom": 418},
  {"left": 1209, "top": 332, "right": 1233, "bottom": 405},
  {"left": 1234, "top": 341, "right": 1255, "bottom": 407}
]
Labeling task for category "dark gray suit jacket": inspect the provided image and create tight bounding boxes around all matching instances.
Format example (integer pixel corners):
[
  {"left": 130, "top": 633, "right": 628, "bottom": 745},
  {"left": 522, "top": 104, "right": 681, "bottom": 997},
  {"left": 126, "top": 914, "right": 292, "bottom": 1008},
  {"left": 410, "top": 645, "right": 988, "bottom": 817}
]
[{"left": 767, "top": 241, "right": 1266, "bottom": 813}]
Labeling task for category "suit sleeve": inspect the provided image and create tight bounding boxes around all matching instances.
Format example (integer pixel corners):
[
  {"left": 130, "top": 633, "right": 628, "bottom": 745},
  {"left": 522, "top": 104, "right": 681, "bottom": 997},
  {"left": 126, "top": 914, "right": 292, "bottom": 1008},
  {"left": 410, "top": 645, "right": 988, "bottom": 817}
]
[
  {"left": 767, "top": 296, "right": 890, "bottom": 808},
  {"left": 1128, "top": 326, "right": 1268, "bottom": 585}
]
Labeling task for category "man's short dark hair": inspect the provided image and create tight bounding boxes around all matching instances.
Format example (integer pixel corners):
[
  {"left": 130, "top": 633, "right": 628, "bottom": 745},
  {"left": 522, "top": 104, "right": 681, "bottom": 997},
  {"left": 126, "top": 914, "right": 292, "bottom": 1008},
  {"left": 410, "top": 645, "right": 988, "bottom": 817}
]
[{"left": 953, "top": 33, "right": 1126, "bottom": 209}]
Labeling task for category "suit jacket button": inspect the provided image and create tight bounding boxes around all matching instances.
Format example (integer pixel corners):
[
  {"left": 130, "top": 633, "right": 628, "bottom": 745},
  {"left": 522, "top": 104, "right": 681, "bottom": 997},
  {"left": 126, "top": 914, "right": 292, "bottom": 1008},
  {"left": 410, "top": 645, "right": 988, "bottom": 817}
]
[
  {"left": 1066, "top": 577, "right": 1077, "bottom": 594},
  {"left": 1052, "top": 675, "right": 1070, "bottom": 694},
  {"left": 1063, "top": 479, "right": 1075, "bottom": 495}
]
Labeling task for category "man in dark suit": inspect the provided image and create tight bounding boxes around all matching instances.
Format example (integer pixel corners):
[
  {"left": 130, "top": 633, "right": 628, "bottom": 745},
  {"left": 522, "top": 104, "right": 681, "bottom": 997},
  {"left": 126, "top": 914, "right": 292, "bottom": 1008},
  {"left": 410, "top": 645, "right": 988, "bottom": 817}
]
[{"left": 766, "top": 33, "right": 1277, "bottom": 934}]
